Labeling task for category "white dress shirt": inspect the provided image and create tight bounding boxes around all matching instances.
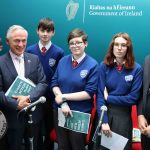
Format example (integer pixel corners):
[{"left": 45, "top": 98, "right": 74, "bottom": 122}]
[
  {"left": 72, "top": 52, "right": 86, "bottom": 63},
  {"left": 38, "top": 41, "right": 52, "bottom": 52},
  {"left": 9, "top": 50, "right": 25, "bottom": 77}
]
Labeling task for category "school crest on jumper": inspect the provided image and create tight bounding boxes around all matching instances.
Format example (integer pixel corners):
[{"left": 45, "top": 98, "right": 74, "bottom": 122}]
[
  {"left": 80, "top": 70, "right": 88, "bottom": 78},
  {"left": 125, "top": 75, "right": 133, "bottom": 82},
  {"left": 49, "top": 58, "right": 56, "bottom": 67}
]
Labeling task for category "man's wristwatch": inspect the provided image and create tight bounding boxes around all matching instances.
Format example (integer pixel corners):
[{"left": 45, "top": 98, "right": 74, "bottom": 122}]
[
  {"left": 62, "top": 97, "right": 67, "bottom": 103},
  {"left": 59, "top": 97, "right": 67, "bottom": 106}
]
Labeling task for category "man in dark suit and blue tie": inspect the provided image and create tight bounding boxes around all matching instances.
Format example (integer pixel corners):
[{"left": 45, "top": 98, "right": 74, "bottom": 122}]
[{"left": 0, "top": 25, "right": 47, "bottom": 150}]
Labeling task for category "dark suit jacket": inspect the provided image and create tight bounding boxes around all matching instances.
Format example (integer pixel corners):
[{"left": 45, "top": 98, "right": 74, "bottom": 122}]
[
  {"left": 0, "top": 52, "right": 47, "bottom": 128},
  {"left": 138, "top": 55, "right": 150, "bottom": 119}
]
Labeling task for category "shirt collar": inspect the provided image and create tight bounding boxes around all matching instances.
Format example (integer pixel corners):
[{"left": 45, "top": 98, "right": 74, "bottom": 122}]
[
  {"left": 9, "top": 50, "right": 24, "bottom": 60},
  {"left": 72, "top": 52, "right": 86, "bottom": 64},
  {"left": 39, "top": 41, "right": 52, "bottom": 51},
  {"left": 114, "top": 58, "right": 125, "bottom": 65}
]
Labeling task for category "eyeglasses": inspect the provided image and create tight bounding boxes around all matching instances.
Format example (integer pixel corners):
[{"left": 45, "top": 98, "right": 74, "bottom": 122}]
[
  {"left": 114, "top": 42, "right": 127, "bottom": 49},
  {"left": 69, "top": 41, "right": 83, "bottom": 47}
]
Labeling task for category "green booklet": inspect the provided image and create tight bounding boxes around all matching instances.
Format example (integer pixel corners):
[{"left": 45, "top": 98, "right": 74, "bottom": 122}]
[
  {"left": 58, "top": 108, "right": 91, "bottom": 134},
  {"left": 5, "top": 76, "right": 35, "bottom": 97}
]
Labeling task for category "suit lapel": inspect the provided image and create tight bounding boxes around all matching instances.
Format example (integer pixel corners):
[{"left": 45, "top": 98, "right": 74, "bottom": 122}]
[
  {"left": 5, "top": 53, "right": 18, "bottom": 78},
  {"left": 5, "top": 52, "right": 32, "bottom": 78},
  {"left": 24, "top": 53, "right": 31, "bottom": 78}
]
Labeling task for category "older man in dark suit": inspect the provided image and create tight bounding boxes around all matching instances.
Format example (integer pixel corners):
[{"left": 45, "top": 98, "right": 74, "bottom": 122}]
[
  {"left": 138, "top": 55, "right": 150, "bottom": 150},
  {"left": 0, "top": 25, "right": 47, "bottom": 150}
]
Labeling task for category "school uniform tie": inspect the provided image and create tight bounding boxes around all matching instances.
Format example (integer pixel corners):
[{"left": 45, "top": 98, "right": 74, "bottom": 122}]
[
  {"left": 117, "top": 65, "right": 123, "bottom": 71},
  {"left": 41, "top": 47, "right": 47, "bottom": 55},
  {"left": 72, "top": 60, "right": 78, "bottom": 68}
]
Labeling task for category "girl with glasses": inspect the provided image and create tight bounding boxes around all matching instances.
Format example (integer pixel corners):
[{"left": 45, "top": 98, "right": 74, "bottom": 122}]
[{"left": 51, "top": 28, "right": 98, "bottom": 150}]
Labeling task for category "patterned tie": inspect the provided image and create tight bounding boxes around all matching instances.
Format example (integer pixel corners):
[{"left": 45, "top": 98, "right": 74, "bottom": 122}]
[
  {"left": 16, "top": 57, "right": 24, "bottom": 77},
  {"left": 72, "top": 60, "right": 78, "bottom": 68},
  {"left": 41, "top": 47, "right": 47, "bottom": 55}
]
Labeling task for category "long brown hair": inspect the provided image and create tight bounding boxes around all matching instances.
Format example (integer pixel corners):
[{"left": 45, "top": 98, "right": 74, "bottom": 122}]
[{"left": 104, "top": 32, "right": 135, "bottom": 69}]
